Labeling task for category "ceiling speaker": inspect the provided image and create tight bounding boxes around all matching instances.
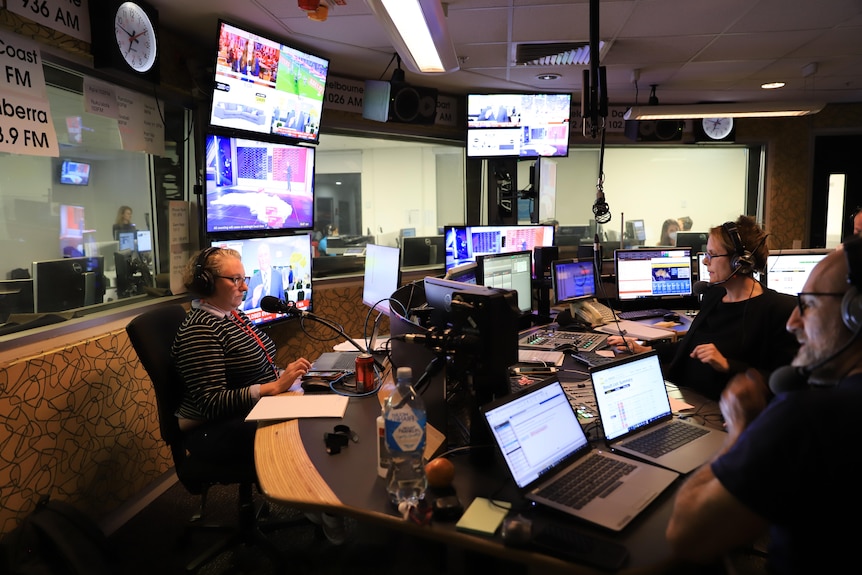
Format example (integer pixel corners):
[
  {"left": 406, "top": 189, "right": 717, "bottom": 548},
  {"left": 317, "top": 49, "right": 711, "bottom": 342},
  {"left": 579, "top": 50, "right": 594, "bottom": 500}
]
[
  {"left": 390, "top": 83, "right": 438, "bottom": 124},
  {"left": 625, "top": 120, "right": 684, "bottom": 142}
]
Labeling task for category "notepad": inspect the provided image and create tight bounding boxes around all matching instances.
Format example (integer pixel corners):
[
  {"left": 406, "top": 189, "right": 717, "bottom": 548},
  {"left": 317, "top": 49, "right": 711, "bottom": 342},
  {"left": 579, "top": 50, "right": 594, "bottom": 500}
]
[
  {"left": 245, "top": 395, "right": 349, "bottom": 422},
  {"left": 455, "top": 497, "right": 511, "bottom": 536}
]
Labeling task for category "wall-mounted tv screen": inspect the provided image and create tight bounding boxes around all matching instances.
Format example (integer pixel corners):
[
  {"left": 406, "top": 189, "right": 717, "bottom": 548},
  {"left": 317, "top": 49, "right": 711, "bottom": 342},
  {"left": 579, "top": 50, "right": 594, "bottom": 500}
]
[
  {"left": 204, "top": 133, "right": 315, "bottom": 233},
  {"left": 59, "top": 160, "right": 90, "bottom": 185},
  {"left": 444, "top": 224, "right": 555, "bottom": 277},
  {"left": 466, "top": 93, "right": 571, "bottom": 158},
  {"left": 210, "top": 233, "right": 313, "bottom": 326},
  {"left": 209, "top": 19, "right": 330, "bottom": 145}
]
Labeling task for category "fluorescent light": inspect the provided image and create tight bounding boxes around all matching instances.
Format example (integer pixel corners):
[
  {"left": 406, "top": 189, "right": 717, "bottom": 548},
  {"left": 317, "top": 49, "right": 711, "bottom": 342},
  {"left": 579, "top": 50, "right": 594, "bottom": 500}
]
[
  {"left": 624, "top": 101, "right": 825, "bottom": 120},
  {"left": 366, "top": 0, "right": 459, "bottom": 74}
]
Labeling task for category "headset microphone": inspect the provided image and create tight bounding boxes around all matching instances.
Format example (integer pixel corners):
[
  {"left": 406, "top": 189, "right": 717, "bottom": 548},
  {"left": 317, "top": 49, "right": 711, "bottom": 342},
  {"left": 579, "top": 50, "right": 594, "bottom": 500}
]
[{"left": 693, "top": 266, "right": 743, "bottom": 295}]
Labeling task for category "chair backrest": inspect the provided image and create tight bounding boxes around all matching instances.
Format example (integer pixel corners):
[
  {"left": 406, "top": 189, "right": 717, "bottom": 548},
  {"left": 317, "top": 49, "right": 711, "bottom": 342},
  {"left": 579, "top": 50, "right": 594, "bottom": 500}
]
[{"left": 126, "top": 304, "right": 188, "bottom": 458}]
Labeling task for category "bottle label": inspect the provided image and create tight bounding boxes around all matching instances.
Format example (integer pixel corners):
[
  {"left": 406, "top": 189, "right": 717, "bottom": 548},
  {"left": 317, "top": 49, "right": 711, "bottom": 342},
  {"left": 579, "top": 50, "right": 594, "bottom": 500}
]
[{"left": 385, "top": 408, "right": 426, "bottom": 453}]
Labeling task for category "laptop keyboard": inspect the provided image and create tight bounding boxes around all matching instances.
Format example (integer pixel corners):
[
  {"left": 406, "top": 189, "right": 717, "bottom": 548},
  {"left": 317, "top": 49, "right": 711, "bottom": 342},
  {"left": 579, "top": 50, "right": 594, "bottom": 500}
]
[
  {"left": 536, "top": 454, "right": 636, "bottom": 510},
  {"left": 518, "top": 329, "right": 608, "bottom": 352},
  {"left": 621, "top": 421, "right": 709, "bottom": 458},
  {"left": 617, "top": 308, "right": 672, "bottom": 321}
]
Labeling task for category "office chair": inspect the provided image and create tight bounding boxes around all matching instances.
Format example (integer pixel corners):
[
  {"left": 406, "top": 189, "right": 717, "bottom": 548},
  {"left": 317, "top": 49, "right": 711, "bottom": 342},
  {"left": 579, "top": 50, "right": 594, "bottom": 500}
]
[{"left": 126, "top": 304, "right": 310, "bottom": 573}]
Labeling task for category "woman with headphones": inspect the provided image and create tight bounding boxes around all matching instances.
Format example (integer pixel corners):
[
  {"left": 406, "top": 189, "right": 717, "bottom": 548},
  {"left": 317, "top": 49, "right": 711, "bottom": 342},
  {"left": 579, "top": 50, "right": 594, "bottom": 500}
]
[
  {"left": 608, "top": 215, "right": 800, "bottom": 400},
  {"left": 171, "top": 247, "right": 312, "bottom": 473}
]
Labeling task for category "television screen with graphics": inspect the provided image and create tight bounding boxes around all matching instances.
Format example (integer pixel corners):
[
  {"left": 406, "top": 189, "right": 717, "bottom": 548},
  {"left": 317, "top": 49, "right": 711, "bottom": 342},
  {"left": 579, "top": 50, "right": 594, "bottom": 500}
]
[
  {"left": 466, "top": 93, "right": 571, "bottom": 158},
  {"left": 209, "top": 19, "right": 330, "bottom": 145},
  {"left": 204, "top": 133, "right": 315, "bottom": 233}
]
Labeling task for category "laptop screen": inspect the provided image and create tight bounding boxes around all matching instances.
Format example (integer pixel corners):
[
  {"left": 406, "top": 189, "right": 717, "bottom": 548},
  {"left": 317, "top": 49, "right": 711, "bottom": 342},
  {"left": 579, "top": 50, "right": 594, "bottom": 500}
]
[
  {"left": 483, "top": 378, "right": 589, "bottom": 489},
  {"left": 590, "top": 352, "right": 673, "bottom": 441}
]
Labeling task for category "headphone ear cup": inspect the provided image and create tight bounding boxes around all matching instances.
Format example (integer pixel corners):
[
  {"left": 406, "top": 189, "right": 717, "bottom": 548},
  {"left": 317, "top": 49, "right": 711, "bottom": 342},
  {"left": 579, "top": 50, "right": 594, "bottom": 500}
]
[
  {"left": 194, "top": 268, "right": 215, "bottom": 296},
  {"left": 733, "top": 251, "right": 754, "bottom": 272},
  {"left": 842, "top": 286, "right": 862, "bottom": 332}
]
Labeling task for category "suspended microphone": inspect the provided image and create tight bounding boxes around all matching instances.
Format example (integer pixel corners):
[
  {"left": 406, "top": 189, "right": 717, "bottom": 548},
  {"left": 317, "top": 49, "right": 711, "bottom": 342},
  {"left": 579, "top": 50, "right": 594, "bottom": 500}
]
[
  {"left": 593, "top": 194, "right": 611, "bottom": 224},
  {"left": 768, "top": 323, "right": 862, "bottom": 393},
  {"left": 260, "top": 295, "right": 305, "bottom": 317}
]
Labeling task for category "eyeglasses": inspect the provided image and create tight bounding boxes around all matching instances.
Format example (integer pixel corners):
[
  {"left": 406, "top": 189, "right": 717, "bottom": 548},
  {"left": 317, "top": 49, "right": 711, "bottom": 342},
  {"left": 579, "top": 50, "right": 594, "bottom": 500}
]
[
  {"left": 216, "top": 275, "right": 246, "bottom": 287},
  {"left": 796, "top": 292, "right": 844, "bottom": 316},
  {"left": 702, "top": 253, "right": 732, "bottom": 263}
]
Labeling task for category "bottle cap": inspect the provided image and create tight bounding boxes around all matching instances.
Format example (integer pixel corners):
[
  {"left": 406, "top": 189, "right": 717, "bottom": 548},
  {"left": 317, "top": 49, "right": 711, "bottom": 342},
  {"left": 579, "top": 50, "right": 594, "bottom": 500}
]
[{"left": 396, "top": 367, "right": 412, "bottom": 380}]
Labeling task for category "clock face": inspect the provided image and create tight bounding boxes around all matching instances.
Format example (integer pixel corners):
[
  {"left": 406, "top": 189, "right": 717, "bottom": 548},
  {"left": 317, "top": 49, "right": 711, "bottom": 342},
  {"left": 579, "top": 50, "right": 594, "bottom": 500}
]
[
  {"left": 701, "top": 117, "right": 734, "bottom": 140},
  {"left": 114, "top": 2, "right": 158, "bottom": 73}
]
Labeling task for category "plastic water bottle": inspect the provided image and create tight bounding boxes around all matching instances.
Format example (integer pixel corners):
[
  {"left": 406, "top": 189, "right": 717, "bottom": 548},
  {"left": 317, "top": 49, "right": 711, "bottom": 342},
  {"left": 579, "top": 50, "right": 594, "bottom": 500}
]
[{"left": 384, "top": 367, "right": 427, "bottom": 507}]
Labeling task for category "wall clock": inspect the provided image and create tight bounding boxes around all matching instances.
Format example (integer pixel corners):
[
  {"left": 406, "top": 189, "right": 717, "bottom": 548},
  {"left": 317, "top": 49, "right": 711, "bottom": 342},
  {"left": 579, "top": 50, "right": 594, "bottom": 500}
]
[
  {"left": 695, "top": 117, "right": 735, "bottom": 142},
  {"left": 91, "top": 1, "right": 160, "bottom": 83}
]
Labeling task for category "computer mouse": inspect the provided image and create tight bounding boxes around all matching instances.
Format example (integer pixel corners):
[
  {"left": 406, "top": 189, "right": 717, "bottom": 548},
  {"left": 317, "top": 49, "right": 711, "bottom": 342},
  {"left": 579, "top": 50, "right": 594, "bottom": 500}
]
[
  {"left": 501, "top": 514, "right": 533, "bottom": 546},
  {"left": 663, "top": 312, "right": 680, "bottom": 322}
]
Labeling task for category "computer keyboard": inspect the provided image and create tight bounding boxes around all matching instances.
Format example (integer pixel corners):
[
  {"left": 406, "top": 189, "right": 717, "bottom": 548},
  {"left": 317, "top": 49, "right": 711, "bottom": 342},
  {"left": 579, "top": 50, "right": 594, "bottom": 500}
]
[
  {"left": 518, "top": 329, "right": 608, "bottom": 352},
  {"left": 616, "top": 308, "right": 673, "bottom": 321}
]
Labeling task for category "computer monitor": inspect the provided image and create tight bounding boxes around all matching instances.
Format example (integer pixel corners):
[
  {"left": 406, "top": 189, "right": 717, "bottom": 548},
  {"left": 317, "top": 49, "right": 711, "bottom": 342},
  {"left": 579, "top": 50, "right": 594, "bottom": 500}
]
[
  {"left": 552, "top": 259, "right": 597, "bottom": 304},
  {"left": 763, "top": 249, "right": 832, "bottom": 296},
  {"left": 118, "top": 232, "right": 136, "bottom": 252},
  {"left": 362, "top": 244, "right": 401, "bottom": 316},
  {"left": 476, "top": 250, "right": 533, "bottom": 313},
  {"left": 614, "top": 247, "right": 693, "bottom": 301},
  {"left": 135, "top": 230, "right": 153, "bottom": 253},
  {"left": 32, "top": 256, "right": 105, "bottom": 313},
  {"left": 445, "top": 262, "right": 478, "bottom": 284},
  {"left": 676, "top": 231, "right": 709, "bottom": 254},
  {"left": 624, "top": 220, "right": 647, "bottom": 246},
  {"left": 697, "top": 252, "right": 709, "bottom": 281},
  {"left": 443, "top": 224, "right": 555, "bottom": 278},
  {"left": 401, "top": 236, "right": 445, "bottom": 267}
]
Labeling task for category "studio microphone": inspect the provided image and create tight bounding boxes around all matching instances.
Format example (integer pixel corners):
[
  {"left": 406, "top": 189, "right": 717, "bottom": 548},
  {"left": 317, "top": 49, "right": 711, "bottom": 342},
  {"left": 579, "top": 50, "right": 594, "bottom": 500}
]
[
  {"left": 260, "top": 295, "right": 305, "bottom": 317},
  {"left": 592, "top": 192, "right": 611, "bottom": 224}
]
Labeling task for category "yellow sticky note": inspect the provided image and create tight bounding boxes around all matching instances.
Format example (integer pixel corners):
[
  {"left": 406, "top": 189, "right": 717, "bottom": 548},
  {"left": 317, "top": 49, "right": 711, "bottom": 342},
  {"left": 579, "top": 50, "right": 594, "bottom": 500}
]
[{"left": 455, "top": 497, "right": 511, "bottom": 536}]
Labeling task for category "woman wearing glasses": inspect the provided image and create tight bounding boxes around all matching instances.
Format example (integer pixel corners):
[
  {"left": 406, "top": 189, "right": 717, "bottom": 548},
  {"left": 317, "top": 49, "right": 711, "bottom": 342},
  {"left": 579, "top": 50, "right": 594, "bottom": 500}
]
[
  {"left": 171, "top": 247, "right": 311, "bottom": 471},
  {"left": 608, "top": 215, "right": 799, "bottom": 400}
]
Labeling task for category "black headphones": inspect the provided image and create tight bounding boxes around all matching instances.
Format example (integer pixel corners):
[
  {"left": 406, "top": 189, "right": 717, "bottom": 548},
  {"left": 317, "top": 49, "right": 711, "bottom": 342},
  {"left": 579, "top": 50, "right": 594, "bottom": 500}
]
[
  {"left": 721, "top": 221, "right": 755, "bottom": 272},
  {"left": 191, "top": 247, "right": 220, "bottom": 296},
  {"left": 842, "top": 237, "right": 862, "bottom": 332}
]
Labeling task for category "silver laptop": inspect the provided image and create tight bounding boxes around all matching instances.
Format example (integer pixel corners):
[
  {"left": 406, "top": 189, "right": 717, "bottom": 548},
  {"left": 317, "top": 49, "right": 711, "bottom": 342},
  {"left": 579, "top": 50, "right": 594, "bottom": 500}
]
[
  {"left": 310, "top": 351, "right": 359, "bottom": 371},
  {"left": 589, "top": 350, "right": 727, "bottom": 474},
  {"left": 481, "top": 377, "right": 678, "bottom": 532}
]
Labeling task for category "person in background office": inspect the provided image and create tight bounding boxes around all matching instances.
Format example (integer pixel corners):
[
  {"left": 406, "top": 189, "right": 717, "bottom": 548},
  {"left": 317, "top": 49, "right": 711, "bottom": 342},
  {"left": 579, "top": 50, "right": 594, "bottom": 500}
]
[
  {"left": 112, "top": 205, "right": 136, "bottom": 240},
  {"left": 665, "top": 239, "right": 862, "bottom": 573},
  {"left": 608, "top": 215, "right": 799, "bottom": 400},
  {"left": 678, "top": 216, "right": 693, "bottom": 231},
  {"left": 659, "top": 218, "right": 680, "bottom": 246},
  {"left": 243, "top": 242, "right": 284, "bottom": 310},
  {"left": 317, "top": 224, "right": 338, "bottom": 256}
]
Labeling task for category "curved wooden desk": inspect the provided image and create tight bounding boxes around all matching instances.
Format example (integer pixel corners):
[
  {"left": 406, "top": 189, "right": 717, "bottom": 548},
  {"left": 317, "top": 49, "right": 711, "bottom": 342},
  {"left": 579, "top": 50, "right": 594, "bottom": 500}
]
[{"left": 254, "top": 380, "right": 719, "bottom": 574}]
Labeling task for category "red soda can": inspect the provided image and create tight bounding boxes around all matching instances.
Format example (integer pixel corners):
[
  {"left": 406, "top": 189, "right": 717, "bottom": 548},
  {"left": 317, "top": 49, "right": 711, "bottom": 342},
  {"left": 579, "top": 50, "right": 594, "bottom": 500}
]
[{"left": 355, "top": 353, "right": 375, "bottom": 392}]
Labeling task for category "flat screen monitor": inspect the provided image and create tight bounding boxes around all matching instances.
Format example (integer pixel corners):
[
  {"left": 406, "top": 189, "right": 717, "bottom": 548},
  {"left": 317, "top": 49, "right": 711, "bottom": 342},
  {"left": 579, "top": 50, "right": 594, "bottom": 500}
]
[
  {"left": 676, "top": 231, "right": 709, "bottom": 254},
  {"left": 118, "top": 232, "right": 136, "bottom": 252},
  {"left": 624, "top": 219, "right": 647, "bottom": 244},
  {"left": 135, "top": 230, "right": 152, "bottom": 253},
  {"left": 32, "top": 256, "right": 105, "bottom": 313},
  {"left": 209, "top": 19, "right": 330, "bottom": 145},
  {"left": 697, "top": 252, "right": 709, "bottom": 281},
  {"left": 763, "top": 249, "right": 832, "bottom": 296},
  {"left": 210, "top": 233, "right": 313, "bottom": 326},
  {"left": 401, "top": 236, "right": 445, "bottom": 267},
  {"left": 466, "top": 93, "right": 571, "bottom": 158},
  {"left": 59, "top": 160, "right": 90, "bottom": 185},
  {"left": 204, "top": 133, "right": 315, "bottom": 233},
  {"left": 444, "top": 262, "right": 478, "bottom": 284},
  {"left": 362, "top": 244, "right": 401, "bottom": 316},
  {"left": 476, "top": 250, "right": 533, "bottom": 313},
  {"left": 552, "top": 259, "right": 597, "bottom": 304},
  {"left": 614, "top": 247, "right": 693, "bottom": 301},
  {"left": 444, "top": 224, "right": 555, "bottom": 277}
]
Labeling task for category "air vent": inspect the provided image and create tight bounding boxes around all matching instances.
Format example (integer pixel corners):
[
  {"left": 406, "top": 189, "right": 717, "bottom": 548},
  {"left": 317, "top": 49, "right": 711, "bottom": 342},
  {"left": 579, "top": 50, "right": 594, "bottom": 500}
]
[{"left": 515, "top": 41, "right": 607, "bottom": 66}]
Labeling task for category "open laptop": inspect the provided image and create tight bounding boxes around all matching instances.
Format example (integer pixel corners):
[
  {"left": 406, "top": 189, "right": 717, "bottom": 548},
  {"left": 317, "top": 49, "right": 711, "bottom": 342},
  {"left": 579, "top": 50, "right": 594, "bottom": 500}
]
[
  {"left": 589, "top": 350, "right": 726, "bottom": 474},
  {"left": 481, "top": 376, "right": 678, "bottom": 532},
  {"left": 310, "top": 351, "right": 360, "bottom": 371}
]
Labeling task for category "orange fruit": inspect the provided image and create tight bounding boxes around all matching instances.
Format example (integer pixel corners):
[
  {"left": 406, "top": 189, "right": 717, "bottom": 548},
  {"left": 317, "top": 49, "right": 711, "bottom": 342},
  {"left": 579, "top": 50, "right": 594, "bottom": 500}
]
[{"left": 425, "top": 457, "right": 455, "bottom": 488}]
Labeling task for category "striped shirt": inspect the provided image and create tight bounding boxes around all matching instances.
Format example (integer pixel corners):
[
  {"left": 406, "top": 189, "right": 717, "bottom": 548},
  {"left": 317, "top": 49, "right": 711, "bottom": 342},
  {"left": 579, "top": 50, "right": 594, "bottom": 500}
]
[{"left": 172, "top": 305, "right": 277, "bottom": 422}]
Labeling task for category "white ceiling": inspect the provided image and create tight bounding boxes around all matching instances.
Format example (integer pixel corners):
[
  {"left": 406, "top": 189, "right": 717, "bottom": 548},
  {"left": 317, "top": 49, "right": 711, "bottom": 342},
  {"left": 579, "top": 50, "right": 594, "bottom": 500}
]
[{"left": 146, "top": 0, "right": 862, "bottom": 107}]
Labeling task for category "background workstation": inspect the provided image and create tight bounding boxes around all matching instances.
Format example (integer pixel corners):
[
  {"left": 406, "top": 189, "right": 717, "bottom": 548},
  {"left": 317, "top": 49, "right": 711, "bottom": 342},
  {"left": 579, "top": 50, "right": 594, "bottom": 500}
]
[{"left": 1, "top": 3, "right": 861, "bottom": 573}]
